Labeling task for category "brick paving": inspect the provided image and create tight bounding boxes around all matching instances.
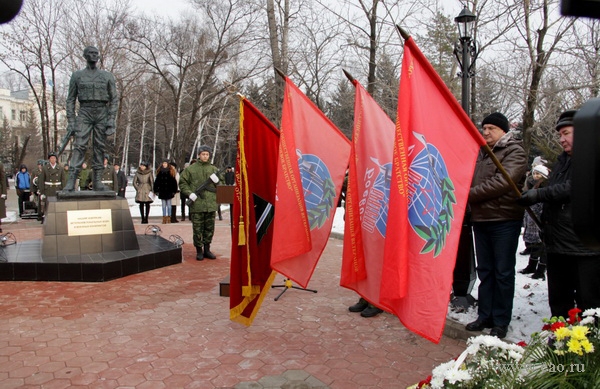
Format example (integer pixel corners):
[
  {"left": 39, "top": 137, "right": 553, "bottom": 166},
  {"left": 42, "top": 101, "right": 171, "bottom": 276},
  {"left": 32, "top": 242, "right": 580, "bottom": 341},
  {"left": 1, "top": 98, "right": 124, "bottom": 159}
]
[{"left": 0, "top": 194, "right": 467, "bottom": 388}]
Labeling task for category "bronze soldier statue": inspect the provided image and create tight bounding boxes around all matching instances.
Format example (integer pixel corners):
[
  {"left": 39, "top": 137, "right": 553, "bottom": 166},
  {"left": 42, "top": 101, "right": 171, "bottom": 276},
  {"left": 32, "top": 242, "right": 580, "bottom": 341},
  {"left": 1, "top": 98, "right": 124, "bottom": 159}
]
[{"left": 63, "top": 46, "right": 118, "bottom": 192}]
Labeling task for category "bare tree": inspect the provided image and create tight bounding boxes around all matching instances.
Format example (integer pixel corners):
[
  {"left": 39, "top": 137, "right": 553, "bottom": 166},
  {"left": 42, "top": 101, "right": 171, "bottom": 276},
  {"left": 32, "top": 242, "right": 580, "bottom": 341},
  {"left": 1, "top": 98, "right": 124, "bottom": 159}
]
[
  {"left": 516, "top": 0, "right": 576, "bottom": 155},
  {"left": 0, "top": 0, "right": 71, "bottom": 156},
  {"left": 288, "top": 4, "right": 343, "bottom": 110},
  {"left": 125, "top": 0, "right": 262, "bottom": 167}
]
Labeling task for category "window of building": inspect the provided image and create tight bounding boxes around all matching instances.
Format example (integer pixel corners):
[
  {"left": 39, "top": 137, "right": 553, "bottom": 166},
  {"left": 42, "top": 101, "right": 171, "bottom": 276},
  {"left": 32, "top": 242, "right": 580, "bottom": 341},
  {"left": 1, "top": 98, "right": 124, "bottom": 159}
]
[
  {"left": 20, "top": 110, "right": 26, "bottom": 121},
  {"left": 11, "top": 109, "right": 16, "bottom": 121}
]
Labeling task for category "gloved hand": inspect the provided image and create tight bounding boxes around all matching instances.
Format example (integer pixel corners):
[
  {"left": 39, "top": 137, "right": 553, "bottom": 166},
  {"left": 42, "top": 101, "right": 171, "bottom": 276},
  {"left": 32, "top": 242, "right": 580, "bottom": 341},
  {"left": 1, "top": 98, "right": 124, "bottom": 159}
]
[
  {"left": 0, "top": 194, "right": 6, "bottom": 199},
  {"left": 517, "top": 190, "right": 539, "bottom": 206},
  {"left": 210, "top": 173, "right": 219, "bottom": 183},
  {"left": 40, "top": 194, "right": 46, "bottom": 200},
  {"left": 189, "top": 193, "right": 198, "bottom": 202},
  {"left": 105, "top": 119, "right": 116, "bottom": 136}
]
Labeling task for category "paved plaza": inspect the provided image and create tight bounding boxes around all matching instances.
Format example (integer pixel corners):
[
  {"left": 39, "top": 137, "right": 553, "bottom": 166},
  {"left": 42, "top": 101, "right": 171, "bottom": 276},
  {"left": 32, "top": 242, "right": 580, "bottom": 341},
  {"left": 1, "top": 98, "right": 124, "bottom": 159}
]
[{"left": 0, "top": 193, "right": 467, "bottom": 388}]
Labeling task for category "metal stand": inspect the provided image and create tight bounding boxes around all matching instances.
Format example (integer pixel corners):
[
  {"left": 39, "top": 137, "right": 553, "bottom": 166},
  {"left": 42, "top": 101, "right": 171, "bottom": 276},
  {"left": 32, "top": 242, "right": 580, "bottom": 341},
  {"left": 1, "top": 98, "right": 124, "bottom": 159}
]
[
  {"left": 0, "top": 232, "right": 16, "bottom": 263},
  {"left": 271, "top": 278, "right": 317, "bottom": 301}
]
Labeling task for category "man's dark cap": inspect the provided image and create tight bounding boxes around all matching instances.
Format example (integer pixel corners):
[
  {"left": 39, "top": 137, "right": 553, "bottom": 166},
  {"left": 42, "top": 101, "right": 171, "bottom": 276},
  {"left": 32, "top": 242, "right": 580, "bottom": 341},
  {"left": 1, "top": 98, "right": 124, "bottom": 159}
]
[
  {"left": 556, "top": 110, "right": 578, "bottom": 131},
  {"left": 482, "top": 112, "right": 509, "bottom": 133},
  {"left": 198, "top": 145, "right": 211, "bottom": 155}
]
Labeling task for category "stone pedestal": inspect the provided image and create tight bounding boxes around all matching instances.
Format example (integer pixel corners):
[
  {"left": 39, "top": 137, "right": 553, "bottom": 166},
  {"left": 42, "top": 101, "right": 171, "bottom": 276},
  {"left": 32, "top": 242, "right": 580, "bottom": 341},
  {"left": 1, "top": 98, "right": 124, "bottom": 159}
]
[{"left": 42, "top": 196, "right": 139, "bottom": 258}]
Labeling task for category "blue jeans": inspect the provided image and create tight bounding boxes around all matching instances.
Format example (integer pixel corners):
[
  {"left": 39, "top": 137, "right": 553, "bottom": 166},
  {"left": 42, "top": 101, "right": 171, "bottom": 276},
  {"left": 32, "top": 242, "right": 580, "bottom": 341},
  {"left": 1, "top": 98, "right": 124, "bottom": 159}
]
[
  {"left": 472, "top": 220, "right": 522, "bottom": 327},
  {"left": 161, "top": 199, "right": 172, "bottom": 216}
]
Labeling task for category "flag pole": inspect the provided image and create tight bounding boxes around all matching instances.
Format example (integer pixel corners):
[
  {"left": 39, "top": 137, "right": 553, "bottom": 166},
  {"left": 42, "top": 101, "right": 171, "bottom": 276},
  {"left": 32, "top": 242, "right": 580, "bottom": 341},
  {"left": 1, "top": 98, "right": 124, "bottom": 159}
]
[
  {"left": 481, "top": 144, "right": 542, "bottom": 227},
  {"left": 274, "top": 67, "right": 286, "bottom": 79},
  {"left": 396, "top": 25, "right": 410, "bottom": 40},
  {"left": 342, "top": 69, "right": 355, "bottom": 83}
]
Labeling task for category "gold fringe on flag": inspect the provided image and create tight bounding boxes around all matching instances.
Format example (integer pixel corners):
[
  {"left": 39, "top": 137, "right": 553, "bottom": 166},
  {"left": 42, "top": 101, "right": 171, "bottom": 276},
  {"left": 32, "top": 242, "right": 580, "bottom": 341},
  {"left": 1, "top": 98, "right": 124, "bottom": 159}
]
[
  {"left": 238, "top": 216, "right": 246, "bottom": 246},
  {"left": 238, "top": 97, "right": 253, "bottom": 295}
]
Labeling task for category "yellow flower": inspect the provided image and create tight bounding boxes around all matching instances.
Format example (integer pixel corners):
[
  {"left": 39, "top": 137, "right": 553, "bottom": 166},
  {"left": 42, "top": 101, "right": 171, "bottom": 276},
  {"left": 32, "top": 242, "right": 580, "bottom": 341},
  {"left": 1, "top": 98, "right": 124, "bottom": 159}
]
[
  {"left": 570, "top": 325, "right": 589, "bottom": 341},
  {"left": 581, "top": 339, "right": 595, "bottom": 353},
  {"left": 554, "top": 327, "right": 571, "bottom": 341},
  {"left": 567, "top": 339, "right": 583, "bottom": 355}
]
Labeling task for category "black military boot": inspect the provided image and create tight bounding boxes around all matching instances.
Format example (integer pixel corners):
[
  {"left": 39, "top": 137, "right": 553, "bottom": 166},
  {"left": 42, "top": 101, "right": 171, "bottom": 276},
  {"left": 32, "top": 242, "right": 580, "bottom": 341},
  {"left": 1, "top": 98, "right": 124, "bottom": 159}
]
[
  {"left": 171, "top": 206, "right": 178, "bottom": 223},
  {"left": 204, "top": 244, "right": 217, "bottom": 260},
  {"left": 195, "top": 246, "right": 204, "bottom": 261},
  {"left": 531, "top": 263, "right": 546, "bottom": 280},
  {"left": 92, "top": 168, "right": 107, "bottom": 191},
  {"left": 63, "top": 168, "right": 79, "bottom": 191},
  {"left": 348, "top": 298, "right": 369, "bottom": 312},
  {"left": 518, "top": 259, "right": 538, "bottom": 274}
]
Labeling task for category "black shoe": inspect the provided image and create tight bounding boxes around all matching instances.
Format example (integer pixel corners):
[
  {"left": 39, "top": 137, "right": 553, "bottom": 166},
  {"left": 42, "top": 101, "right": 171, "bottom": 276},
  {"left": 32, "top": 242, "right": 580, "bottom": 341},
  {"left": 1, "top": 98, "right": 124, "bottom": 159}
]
[
  {"left": 519, "top": 248, "right": 531, "bottom": 255},
  {"left": 203, "top": 244, "right": 217, "bottom": 260},
  {"left": 360, "top": 306, "right": 383, "bottom": 318},
  {"left": 490, "top": 326, "right": 508, "bottom": 339},
  {"left": 518, "top": 259, "right": 538, "bottom": 274},
  {"left": 466, "top": 318, "right": 494, "bottom": 332},
  {"left": 348, "top": 298, "right": 368, "bottom": 313},
  {"left": 195, "top": 247, "right": 204, "bottom": 261},
  {"left": 531, "top": 265, "right": 546, "bottom": 280}
]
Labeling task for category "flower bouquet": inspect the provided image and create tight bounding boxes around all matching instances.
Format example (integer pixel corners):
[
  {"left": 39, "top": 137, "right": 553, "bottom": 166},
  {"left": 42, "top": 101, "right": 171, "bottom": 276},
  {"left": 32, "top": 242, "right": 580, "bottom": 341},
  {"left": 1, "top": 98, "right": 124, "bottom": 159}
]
[{"left": 408, "top": 308, "right": 600, "bottom": 389}]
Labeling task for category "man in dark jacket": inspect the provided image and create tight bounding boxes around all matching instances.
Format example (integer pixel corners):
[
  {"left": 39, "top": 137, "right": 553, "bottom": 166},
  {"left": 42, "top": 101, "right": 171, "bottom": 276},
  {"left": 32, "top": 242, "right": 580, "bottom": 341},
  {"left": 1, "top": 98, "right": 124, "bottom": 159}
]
[
  {"left": 518, "top": 109, "right": 600, "bottom": 318},
  {"left": 466, "top": 112, "right": 527, "bottom": 339}
]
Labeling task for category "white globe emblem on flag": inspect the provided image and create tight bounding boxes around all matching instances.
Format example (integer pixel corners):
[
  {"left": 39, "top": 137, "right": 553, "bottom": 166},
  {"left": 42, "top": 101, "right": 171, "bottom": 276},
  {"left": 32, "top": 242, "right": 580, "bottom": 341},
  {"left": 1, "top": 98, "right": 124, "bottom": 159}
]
[
  {"left": 297, "top": 151, "right": 337, "bottom": 230},
  {"left": 407, "top": 133, "right": 456, "bottom": 257}
]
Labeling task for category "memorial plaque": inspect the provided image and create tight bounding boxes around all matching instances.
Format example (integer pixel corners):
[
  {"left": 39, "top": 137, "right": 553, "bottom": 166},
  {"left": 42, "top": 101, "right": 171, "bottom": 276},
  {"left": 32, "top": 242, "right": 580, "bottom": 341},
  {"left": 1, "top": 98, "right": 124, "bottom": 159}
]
[{"left": 67, "top": 209, "right": 113, "bottom": 236}]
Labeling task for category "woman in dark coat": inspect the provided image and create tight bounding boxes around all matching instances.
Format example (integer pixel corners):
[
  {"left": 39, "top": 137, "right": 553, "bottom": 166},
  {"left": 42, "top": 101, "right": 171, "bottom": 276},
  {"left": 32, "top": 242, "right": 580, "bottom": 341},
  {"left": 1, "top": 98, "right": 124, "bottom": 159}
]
[
  {"left": 153, "top": 160, "right": 178, "bottom": 224},
  {"left": 133, "top": 161, "right": 154, "bottom": 224}
]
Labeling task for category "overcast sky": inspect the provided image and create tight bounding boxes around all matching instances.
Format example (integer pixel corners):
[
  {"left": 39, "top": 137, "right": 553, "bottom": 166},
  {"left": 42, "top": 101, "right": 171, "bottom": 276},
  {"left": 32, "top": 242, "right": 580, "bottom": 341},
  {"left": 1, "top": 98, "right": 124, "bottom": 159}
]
[{"left": 129, "top": 0, "right": 191, "bottom": 19}]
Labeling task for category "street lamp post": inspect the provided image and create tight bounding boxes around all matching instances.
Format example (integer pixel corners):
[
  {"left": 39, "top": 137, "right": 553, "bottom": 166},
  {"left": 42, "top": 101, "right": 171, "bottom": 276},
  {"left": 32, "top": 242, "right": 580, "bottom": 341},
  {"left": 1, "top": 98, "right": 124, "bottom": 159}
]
[
  {"left": 454, "top": 7, "right": 477, "bottom": 115},
  {"left": 452, "top": 6, "right": 479, "bottom": 310}
]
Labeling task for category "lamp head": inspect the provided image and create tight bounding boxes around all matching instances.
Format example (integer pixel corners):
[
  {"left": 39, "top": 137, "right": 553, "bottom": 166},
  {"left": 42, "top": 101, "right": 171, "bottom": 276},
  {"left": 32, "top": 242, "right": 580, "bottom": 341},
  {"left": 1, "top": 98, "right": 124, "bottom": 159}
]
[{"left": 455, "top": 7, "right": 476, "bottom": 40}]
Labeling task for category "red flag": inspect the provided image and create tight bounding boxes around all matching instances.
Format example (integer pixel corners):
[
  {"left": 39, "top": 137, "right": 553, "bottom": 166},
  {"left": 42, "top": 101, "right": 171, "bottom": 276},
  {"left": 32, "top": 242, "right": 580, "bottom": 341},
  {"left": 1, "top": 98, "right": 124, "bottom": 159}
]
[
  {"left": 270, "top": 77, "right": 351, "bottom": 288},
  {"left": 230, "top": 97, "right": 279, "bottom": 326},
  {"left": 340, "top": 80, "right": 395, "bottom": 307},
  {"left": 381, "top": 37, "right": 486, "bottom": 342}
]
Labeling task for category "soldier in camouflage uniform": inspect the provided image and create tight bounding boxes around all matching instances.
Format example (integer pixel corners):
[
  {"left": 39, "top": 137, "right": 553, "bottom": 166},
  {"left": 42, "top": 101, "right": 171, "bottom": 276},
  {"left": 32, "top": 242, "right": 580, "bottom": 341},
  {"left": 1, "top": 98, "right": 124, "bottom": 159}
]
[
  {"left": 63, "top": 46, "right": 118, "bottom": 192},
  {"left": 39, "top": 152, "right": 66, "bottom": 222},
  {"left": 179, "top": 146, "right": 221, "bottom": 260}
]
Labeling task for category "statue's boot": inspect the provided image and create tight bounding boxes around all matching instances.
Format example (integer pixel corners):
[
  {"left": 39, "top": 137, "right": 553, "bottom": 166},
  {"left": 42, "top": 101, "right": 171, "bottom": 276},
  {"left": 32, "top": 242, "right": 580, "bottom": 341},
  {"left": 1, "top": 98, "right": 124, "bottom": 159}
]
[
  {"left": 92, "top": 168, "right": 107, "bottom": 191},
  {"left": 63, "top": 168, "right": 80, "bottom": 191}
]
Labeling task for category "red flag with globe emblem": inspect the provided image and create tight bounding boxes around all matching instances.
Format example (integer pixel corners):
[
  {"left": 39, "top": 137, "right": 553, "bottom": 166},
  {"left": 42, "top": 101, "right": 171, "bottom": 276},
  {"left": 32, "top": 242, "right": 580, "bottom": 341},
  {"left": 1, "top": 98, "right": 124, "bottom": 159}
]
[
  {"left": 270, "top": 77, "right": 351, "bottom": 288},
  {"left": 340, "top": 80, "right": 395, "bottom": 307},
  {"left": 381, "top": 37, "right": 486, "bottom": 343}
]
